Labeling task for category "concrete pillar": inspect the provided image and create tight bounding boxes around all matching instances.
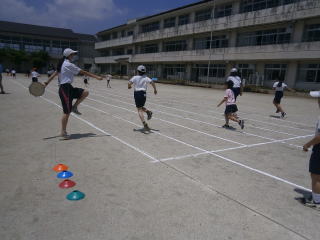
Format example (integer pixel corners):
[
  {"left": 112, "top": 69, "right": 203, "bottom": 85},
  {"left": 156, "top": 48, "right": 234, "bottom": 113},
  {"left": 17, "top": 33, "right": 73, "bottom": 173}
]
[
  {"left": 187, "top": 38, "right": 193, "bottom": 51},
  {"left": 190, "top": 12, "right": 196, "bottom": 23},
  {"left": 157, "top": 64, "right": 163, "bottom": 78},
  {"left": 229, "top": 31, "right": 237, "bottom": 47},
  {"left": 292, "top": 20, "right": 305, "bottom": 43},
  {"left": 186, "top": 63, "right": 192, "bottom": 82},
  {"left": 285, "top": 62, "right": 298, "bottom": 88}
]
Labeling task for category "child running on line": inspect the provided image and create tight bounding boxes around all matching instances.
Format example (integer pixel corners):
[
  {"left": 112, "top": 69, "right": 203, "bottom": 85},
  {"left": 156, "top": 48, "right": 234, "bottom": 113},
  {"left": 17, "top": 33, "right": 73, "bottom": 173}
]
[
  {"left": 128, "top": 65, "right": 157, "bottom": 131},
  {"left": 300, "top": 91, "right": 320, "bottom": 210},
  {"left": 272, "top": 77, "right": 295, "bottom": 118},
  {"left": 31, "top": 67, "right": 40, "bottom": 82},
  {"left": 44, "top": 48, "right": 103, "bottom": 139},
  {"left": 106, "top": 73, "right": 112, "bottom": 88},
  {"left": 217, "top": 80, "right": 244, "bottom": 129}
]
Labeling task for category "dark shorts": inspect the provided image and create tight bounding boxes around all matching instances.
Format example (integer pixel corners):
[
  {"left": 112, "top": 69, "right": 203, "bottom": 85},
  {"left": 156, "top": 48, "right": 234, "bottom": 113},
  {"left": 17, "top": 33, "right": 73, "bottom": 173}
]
[
  {"left": 32, "top": 77, "right": 38, "bottom": 82},
  {"left": 232, "top": 88, "right": 241, "bottom": 100},
  {"left": 225, "top": 104, "right": 238, "bottom": 115},
  {"left": 309, "top": 144, "right": 320, "bottom": 175},
  {"left": 59, "top": 83, "right": 84, "bottom": 114},
  {"left": 273, "top": 91, "right": 283, "bottom": 104},
  {"left": 134, "top": 91, "right": 146, "bottom": 108}
]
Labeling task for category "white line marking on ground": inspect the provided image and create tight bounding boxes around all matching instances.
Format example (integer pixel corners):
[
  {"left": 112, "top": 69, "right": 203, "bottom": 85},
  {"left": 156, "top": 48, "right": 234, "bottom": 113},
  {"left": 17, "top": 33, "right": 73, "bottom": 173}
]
[{"left": 92, "top": 90, "right": 300, "bottom": 137}]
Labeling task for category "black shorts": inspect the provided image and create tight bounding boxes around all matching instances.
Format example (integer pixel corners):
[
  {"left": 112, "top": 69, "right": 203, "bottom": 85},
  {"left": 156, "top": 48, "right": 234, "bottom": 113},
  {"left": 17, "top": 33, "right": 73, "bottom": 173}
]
[
  {"left": 225, "top": 104, "right": 238, "bottom": 115},
  {"left": 273, "top": 91, "right": 283, "bottom": 104},
  {"left": 134, "top": 91, "right": 146, "bottom": 108},
  {"left": 59, "top": 83, "right": 84, "bottom": 114},
  {"left": 309, "top": 144, "right": 320, "bottom": 175},
  {"left": 232, "top": 88, "right": 241, "bottom": 100},
  {"left": 32, "top": 77, "right": 38, "bottom": 82}
]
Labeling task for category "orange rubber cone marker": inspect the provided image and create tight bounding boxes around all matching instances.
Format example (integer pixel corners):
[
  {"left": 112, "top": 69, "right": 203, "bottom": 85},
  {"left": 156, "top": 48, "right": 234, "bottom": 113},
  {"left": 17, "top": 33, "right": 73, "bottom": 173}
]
[{"left": 53, "top": 164, "right": 69, "bottom": 172}]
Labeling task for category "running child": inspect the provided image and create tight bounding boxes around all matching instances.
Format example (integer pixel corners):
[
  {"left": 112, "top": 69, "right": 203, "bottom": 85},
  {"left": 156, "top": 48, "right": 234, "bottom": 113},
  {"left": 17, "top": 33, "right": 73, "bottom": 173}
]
[
  {"left": 272, "top": 77, "right": 295, "bottom": 118},
  {"left": 227, "top": 68, "right": 242, "bottom": 101},
  {"left": 11, "top": 69, "right": 16, "bottom": 78},
  {"left": 128, "top": 65, "right": 157, "bottom": 131},
  {"left": 106, "top": 73, "right": 112, "bottom": 88},
  {"left": 300, "top": 91, "right": 320, "bottom": 210},
  {"left": 44, "top": 48, "right": 103, "bottom": 139},
  {"left": 31, "top": 68, "right": 40, "bottom": 82},
  {"left": 217, "top": 80, "right": 244, "bottom": 129}
]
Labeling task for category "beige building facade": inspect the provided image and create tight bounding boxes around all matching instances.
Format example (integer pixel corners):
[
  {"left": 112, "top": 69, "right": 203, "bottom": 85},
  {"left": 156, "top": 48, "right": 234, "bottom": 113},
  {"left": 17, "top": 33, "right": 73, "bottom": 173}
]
[{"left": 95, "top": 0, "right": 320, "bottom": 90}]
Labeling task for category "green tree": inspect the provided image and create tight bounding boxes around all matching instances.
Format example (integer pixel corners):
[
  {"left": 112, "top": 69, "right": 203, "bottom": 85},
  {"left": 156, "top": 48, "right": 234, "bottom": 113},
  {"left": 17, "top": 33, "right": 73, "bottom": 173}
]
[{"left": 30, "top": 51, "right": 50, "bottom": 69}]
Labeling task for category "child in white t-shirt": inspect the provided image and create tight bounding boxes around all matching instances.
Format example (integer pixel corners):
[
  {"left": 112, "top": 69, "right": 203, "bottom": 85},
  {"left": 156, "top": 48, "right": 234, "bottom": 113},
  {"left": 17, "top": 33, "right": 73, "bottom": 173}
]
[
  {"left": 217, "top": 80, "right": 244, "bottom": 129},
  {"left": 272, "top": 78, "right": 295, "bottom": 118},
  {"left": 128, "top": 65, "right": 157, "bottom": 131},
  {"left": 31, "top": 68, "right": 40, "bottom": 82}
]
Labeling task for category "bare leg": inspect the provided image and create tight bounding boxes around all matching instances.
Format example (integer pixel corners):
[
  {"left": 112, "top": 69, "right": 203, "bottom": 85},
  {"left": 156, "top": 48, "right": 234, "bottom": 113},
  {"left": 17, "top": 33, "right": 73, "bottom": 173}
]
[
  {"left": 224, "top": 114, "right": 229, "bottom": 126},
  {"left": 61, "top": 113, "right": 70, "bottom": 135},
  {"left": 311, "top": 173, "right": 320, "bottom": 194},
  {"left": 0, "top": 76, "right": 4, "bottom": 93},
  {"left": 137, "top": 108, "right": 146, "bottom": 123},
  {"left": 73, "top": 90, "right": 89, "bottom": 108},
  {"left": 275, "top": 103, "right": 284, "bottom": 113},
  {"left": 273, "top": 100, "right": 280, "bottom": 112},
  {"left": 228, "top": 114, "right": 240, "bottom": 123}
]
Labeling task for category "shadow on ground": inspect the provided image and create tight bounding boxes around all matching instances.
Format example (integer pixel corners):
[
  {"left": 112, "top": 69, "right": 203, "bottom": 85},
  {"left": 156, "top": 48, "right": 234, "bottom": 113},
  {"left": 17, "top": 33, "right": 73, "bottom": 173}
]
[{"left": 43, "top": 133, "right": 109, "bottom": 140}]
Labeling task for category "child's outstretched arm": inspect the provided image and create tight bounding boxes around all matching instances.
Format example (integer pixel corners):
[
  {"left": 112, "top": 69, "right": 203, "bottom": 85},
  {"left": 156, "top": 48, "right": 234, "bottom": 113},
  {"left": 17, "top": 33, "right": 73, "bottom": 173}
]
[
  {"left": 80, "top": 70, "right": 103, "bottom": 80},
  {"left": 44, "top": 71, "right": 58, "bottom": 87},
  {"left": 217, "top": 97, "right": 227, "bottom": 107},
  {"left": 303, "top": 136, "right": 320, "bottom": 151},
  {"left": 151, "top": 81, "right": 157, "bottom": 95}
]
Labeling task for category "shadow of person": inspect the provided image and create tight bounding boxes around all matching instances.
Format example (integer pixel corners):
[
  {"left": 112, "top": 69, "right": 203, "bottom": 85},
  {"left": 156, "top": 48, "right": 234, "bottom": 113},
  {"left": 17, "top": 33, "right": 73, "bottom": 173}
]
[
  {"left": 294, "top": 188, "right": 312, "bottom": 199},
  {"left": 43, "top": 133, "right": 109, "bottom": 140},
  {"left": 133, "top": 128, "right": 160, "bottom": 134},
  {"left": 269, "top": 115, "right": 281, "bottom": 119}
]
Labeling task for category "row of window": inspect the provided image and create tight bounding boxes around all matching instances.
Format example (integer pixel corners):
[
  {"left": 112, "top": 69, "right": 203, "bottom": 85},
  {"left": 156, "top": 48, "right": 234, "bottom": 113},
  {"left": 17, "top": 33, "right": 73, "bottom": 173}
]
[
  {"left": 103, "top": 0, "right": 305, "bottom": 37},
  {"left": 100, "top": 24, "right": 320, "bottom": 56}
]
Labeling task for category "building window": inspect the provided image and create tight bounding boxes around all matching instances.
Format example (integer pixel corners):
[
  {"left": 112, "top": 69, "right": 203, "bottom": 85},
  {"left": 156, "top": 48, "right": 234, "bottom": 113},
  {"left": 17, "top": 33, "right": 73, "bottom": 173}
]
[
  {"left": 163, "top": 40, "right": 187, "bottom": 52},
  {"left": 141, "top": 43, "right": 159, "bottom": 54},
  {"left": 163, "top": 64, "right": 186, "bottom": 80},
  {"left": 195, "top": 9, "right": 212, "bottom": 22},
  {"left": 178, "top": 14, "right": 189, "bottom": 25},
  {"left": 144, "top": 64, "right": 158, "bottom": 77},
  {"left": 112, "top": 48, "right": 125, "bottom": 56},
  {"left": 164, "top": 17, "right": 176, "bottom": 28},
  {"left": 101, "top": 34, "right": 111, "bottom": 41},
  {"left": 237, "top": 28, "right": 291, "bottom": 46},
  {"left": 141, "top": 21, "right": 160, "bottom": 33},
  {"left": 101, "top": 50, "right": 110, "bottom": 56},
  {"left": 214, "top": 4, "right": 232, "bottom": 18},
  {"left": 264, "top": 64, "right": 287, "bottom": 81},
  {"left": 240, "top": 0, "right": 300, "bottom": 13},
  {"left": 127, "top": 31, "right": 134, "bottom": 36},
  {"left": 236, "top": 64, "right": 256, "bottom": 80},
  {"left": 194, "top": 35, "right": 228, "bottom": 49},
  {"left": 192, "top": 64, "right": 226, "bottom": 83},
  {"left": 303, "top": 24, "right": 320, "bottom": 42},
  {"left": 112, "top": 32, "right": 118, "bottom": 39},
  {"left": 297, "top": 64, "right": 320, "bottom": 83},
  {"left": 127, "top": 49, "right": 133, "bottom": 54}
]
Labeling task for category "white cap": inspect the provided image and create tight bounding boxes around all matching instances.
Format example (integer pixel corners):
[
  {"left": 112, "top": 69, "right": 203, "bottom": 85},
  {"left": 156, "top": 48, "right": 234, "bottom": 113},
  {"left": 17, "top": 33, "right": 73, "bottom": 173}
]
[
  {"left": 137, "top": 65, "right": 146, "bottom": 73},
  {"left": 310, "top": 91, "right": 320, "bottom": 97},
  {"left": 63, "top": 48, "right": 78, "bottom": 57},
  {"left": 230, "top": 68, "right": 238, "bottom": 73}
]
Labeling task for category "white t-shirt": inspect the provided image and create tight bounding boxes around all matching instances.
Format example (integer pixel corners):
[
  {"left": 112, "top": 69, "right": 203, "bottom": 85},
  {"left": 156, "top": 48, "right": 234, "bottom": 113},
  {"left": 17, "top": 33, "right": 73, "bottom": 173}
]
[
  {"left": 31, "top": 71, "right": 40, "bottom": 78},
  {"left": 227, "top": 76, "right": 241, "bottom": 88},
  {"left": 60, "top": 59, "right": 81, "bottom": 85},
  {"left": 225, "top": 89, "right": 236, "bottom": 106},
  {"left": 273, "top": 82, "right": 288, "bottom": 91},
  {"left": 11, "top": 70, "right": 16, "bottom": 74},
  {"left": 129, "top": 75, "right": 152, "bottom": 91},
  {"left": 106, "top": 74, "right": 112, "bottom": 81}
]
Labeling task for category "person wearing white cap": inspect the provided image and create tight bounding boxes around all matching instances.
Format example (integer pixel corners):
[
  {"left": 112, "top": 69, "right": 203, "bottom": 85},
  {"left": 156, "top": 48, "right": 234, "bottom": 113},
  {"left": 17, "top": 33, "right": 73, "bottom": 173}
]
[
  {"left": 128, "top": 65, "right": 157, "bottom": 131},
  {"left": 44, "top": 48, "right": 104, "bottom": 139},
  {"left": 227, "top": 68, "right": 242, "bottom": 101},
  {"left": 300, "top": 91, "right": 320, "bottom": 210}
]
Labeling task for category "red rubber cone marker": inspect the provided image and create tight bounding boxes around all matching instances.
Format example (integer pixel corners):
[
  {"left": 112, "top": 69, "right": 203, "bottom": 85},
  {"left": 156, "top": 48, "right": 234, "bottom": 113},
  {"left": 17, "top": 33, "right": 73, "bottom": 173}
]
[{"left": 59, "top": 179, "right": 76, "bottom": 189}]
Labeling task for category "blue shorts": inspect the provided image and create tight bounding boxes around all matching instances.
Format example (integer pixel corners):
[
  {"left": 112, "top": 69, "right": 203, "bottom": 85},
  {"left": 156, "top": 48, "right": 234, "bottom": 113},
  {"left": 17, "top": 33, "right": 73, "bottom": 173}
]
[
  {"left": 134, "top": 91, "right": 146, "bottom": 108},
  {"left": 309, "top": 144, "right": 320, "bottom": 175}
]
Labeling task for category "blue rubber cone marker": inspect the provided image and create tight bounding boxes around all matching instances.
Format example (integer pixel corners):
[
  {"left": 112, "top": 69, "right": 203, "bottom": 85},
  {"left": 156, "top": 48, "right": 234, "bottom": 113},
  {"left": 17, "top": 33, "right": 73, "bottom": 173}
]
[
  {"left": 66, "top": 190, "right": 85, "bottom": 201},
  {"left": 57, "top": 171, "right": 73, "bottom": 179}
]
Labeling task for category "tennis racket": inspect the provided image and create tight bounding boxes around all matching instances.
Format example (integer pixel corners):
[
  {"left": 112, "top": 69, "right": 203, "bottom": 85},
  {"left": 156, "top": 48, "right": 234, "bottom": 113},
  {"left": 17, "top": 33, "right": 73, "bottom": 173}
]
[{"left": 29, "top": 82, "right": 45, "bottom": 97}]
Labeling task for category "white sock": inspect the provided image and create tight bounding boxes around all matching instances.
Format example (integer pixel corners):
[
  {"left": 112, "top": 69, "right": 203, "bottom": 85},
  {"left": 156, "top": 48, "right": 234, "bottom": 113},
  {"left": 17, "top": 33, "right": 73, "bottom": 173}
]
[{"left": 312, "top": 192, "right": 320, "bottom": 204}]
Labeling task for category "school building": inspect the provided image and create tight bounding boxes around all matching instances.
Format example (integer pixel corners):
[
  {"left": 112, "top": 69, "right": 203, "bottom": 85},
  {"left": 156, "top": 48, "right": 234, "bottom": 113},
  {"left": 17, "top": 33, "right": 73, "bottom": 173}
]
[
  {"left": 0, "top": 21, "right": 97, "bottom": 72},
  {"left": 95, "top": 0, "right": 320, "bottom": 90}
]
